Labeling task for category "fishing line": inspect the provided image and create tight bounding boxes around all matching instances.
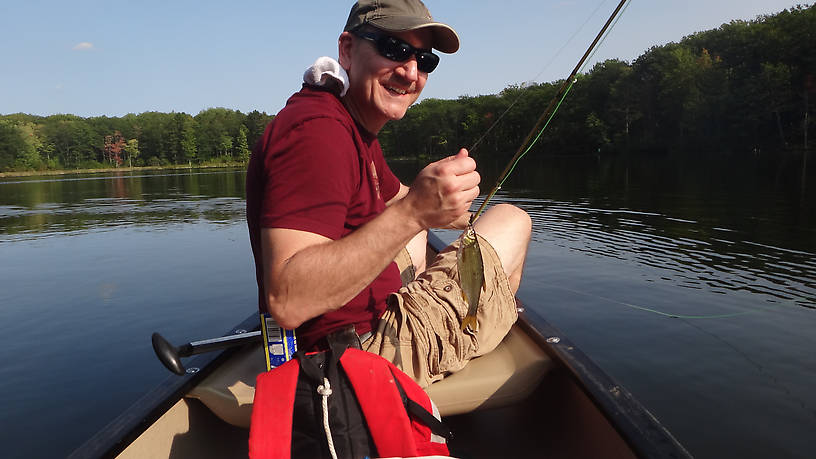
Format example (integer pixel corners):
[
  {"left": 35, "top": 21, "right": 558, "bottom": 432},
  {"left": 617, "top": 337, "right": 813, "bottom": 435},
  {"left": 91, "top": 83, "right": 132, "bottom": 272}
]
[
  {"left": 489, "top": 0, "right": 635, "bottom": 192},
  {"left": 684, "top": 319, "right": 816, "bottom": 421},
  {"left": 544, "top": 284, "right": 755, "bottom": 319},
  {"left": 549, "top": 282, "right": 816, "bottom": 419},
  {"left": 470, "top": 0, "right": 631, "bottom": 224},
  {"left": 469, "top": 0, "right": 612, "bottom": 153}
]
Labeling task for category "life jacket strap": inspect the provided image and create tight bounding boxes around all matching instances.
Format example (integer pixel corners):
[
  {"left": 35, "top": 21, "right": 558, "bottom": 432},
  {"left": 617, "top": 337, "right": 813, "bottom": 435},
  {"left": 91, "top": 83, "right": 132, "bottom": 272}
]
[{"left": 389, "top": 368, "right": 454, "bottom": 441}]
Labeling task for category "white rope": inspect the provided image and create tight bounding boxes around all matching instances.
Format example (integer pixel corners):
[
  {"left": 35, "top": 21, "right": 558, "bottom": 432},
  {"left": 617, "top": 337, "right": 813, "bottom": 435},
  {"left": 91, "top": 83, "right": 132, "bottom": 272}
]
[{"left": 316, "top": 377, "right": 338, "bottom": 459}]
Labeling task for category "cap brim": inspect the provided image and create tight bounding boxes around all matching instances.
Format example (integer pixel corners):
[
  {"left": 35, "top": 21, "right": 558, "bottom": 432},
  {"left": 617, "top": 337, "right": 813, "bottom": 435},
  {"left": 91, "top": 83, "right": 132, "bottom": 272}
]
[{"left": 368, "top": 17, "right": 460, "bottom": 53}]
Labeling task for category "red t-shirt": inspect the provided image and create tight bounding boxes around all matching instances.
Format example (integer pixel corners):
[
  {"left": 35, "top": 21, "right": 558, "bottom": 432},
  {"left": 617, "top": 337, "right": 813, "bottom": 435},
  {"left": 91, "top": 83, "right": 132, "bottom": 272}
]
[{"left": 246, "top": 86, "right": 402, "bottom": 350}]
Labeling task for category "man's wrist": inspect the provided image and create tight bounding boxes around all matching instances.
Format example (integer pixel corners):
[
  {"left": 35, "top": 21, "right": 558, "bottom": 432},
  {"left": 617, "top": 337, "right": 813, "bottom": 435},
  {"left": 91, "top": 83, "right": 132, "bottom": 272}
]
[
  {"left": 443, "top": 212, "right": 471, "bottom": 230},
  {"left": 388, "top": 197, "right": 426, "bottom": 235}
]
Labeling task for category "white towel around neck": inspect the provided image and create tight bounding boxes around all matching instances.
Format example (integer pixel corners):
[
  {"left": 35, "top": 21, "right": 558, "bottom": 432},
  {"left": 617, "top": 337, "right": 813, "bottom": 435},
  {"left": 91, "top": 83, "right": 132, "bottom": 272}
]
[{"left": 303, "top": 56, "right": 349, "bottom": 97}]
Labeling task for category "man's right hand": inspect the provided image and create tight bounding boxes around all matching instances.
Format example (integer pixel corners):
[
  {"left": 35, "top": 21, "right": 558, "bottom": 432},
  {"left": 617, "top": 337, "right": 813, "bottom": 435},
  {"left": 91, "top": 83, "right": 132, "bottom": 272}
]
[{"left": 402, "top": 148, "right": 480, "bottom": 229}]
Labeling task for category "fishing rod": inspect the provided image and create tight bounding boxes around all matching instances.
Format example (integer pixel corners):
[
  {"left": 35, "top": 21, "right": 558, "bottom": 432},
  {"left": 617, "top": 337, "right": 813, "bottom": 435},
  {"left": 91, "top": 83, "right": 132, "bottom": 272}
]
[{"left": 469, "top": 0, "right": 630, "bottom": 224}]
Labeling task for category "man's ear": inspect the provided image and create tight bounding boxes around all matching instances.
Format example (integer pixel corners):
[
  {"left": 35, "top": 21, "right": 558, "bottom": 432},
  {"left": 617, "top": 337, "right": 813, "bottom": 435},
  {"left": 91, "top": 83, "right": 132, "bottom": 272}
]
[{"left": 338, "top": 32, "right": 354, "bottom": 71}]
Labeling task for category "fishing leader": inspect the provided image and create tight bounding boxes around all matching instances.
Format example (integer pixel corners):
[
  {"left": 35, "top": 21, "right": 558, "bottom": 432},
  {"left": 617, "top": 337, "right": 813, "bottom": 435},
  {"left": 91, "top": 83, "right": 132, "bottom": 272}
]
[{"left": 246, "top": 0, "right": 531, "bottom": 387}]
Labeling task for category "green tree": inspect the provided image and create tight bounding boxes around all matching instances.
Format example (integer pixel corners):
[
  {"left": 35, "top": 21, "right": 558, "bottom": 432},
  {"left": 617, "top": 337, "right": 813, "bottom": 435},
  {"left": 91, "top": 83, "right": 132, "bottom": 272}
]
[
  {"left": 14, "top": 122, "right": 44, "bottom": 170},
  {"left": 0, "top": 121, "right": 27, "bottom": 171},
  {"left": 180, "top": 116, "right": 198, "bottom": 164},
  {"left": 236, "top": 125, "right": 250, "bottom": 162},
  {"left": 218, "top": 134, "right": 233, "bottom": 159},
  {"left": 244, "top": 110, "right": 274, "bottom": 148},
  {"left": 124, "top": 139, "right": 140, "bottom": 167},
  {"left": 135, "top": 112, "right": 170, "bottom": 163},
  {"left": 195, "top": 108, "right": 244, "bottom": 161},
  {"left": 760, "top": 61, "right": 794, "bottom": 148},
  {"left": 40, "top": 117, "right": 96, "bottom": 168}
]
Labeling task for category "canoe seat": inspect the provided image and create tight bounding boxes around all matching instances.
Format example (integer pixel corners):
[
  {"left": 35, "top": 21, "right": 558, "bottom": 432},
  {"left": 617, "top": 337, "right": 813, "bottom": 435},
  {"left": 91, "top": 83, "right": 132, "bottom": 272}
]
[
  {"left": 426, "top": 323, "right": 553, "bottom": 416},
  {"left": 187, "top": 323, "right": 553, "bottom": 428}
]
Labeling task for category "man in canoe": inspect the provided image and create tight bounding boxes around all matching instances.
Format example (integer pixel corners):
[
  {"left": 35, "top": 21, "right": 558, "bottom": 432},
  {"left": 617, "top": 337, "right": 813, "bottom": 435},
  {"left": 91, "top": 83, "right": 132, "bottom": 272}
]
[{"left": 246, "top": 0, "right": 531, "bottom": 387}]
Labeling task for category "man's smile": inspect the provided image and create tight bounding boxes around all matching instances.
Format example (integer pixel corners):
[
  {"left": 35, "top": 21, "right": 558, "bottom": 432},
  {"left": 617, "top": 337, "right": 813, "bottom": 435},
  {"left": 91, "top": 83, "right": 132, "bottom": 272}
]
[{"left": 384, "top": 84, "right": 409, "bottom": 96}]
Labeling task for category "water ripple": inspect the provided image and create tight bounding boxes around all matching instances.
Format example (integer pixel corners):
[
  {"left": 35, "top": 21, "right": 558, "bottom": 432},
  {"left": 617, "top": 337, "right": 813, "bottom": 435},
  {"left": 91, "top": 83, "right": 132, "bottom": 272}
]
[
  {"left": 0, "top": 194, "right": 245, "bottom": 243},
  {"left": 484, "top": 194, "right": 816, "bottom": 310}
]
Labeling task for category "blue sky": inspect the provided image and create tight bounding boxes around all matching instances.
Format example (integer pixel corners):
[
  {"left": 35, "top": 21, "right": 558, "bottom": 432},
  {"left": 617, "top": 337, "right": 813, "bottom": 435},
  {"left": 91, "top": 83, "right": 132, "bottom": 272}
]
[{"left": 0, "top": 0, "right": 806, "bottom": 117}]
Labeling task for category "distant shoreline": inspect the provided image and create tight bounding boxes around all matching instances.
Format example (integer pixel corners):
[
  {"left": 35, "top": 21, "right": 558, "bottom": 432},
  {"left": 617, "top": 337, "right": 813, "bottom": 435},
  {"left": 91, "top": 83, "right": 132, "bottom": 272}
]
[
  {"left": 0, "top": 158, "right": 431, "bottom": 179},
  {"left": 0, "top": 162, "right": 246, "bottom": 179}
]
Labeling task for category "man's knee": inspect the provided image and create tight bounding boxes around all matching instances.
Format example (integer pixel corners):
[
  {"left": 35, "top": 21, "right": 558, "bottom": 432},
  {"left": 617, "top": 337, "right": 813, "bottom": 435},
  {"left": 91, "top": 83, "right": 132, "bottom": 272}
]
[
  {"left": 476, "top": 204, "right": 531, "bottom": 246},
  {"left": 474, "top": 204, "right": 531, "bottom": 278},
  {"left": 495, "top": 203, "right": 531, "bottom": 235},
  {"left": 406, "top": 230, "right": 429, "bottom": 276}
]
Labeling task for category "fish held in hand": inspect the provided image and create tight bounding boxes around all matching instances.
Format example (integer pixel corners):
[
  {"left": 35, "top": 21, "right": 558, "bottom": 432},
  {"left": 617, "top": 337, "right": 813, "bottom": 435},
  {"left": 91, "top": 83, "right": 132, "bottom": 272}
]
[{"left": 457, "top": 224, "right": 485, "bottom": 333}]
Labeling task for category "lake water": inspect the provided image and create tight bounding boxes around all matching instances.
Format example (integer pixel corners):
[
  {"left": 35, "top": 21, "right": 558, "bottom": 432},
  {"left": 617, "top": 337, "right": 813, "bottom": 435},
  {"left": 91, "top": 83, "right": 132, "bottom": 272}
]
[{"left": 0, "top": 153, "right": 814, "bottom": 458}]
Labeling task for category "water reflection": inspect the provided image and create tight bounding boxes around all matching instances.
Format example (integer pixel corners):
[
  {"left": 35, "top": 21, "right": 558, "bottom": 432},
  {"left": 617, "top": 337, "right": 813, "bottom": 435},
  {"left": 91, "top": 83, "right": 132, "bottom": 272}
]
[
  {"left": 3, "top": 163, "right": 814, "bottom": 311},
  {"left": 0, "top": 169, "right": 247, "bottom": 242},
  {"left": 1, "top": 161, "right": 815, "bottom": 458},
  {"left": 503, "top": 197, "right": 816, "bottom": 310},
  {"left": 390, "top": 153, "right": 815, "bottom": 312}
]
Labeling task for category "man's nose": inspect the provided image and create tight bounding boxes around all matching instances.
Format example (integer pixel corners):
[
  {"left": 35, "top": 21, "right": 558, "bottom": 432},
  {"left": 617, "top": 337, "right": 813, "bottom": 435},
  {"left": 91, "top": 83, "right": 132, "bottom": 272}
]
[{"left": 396, "top": 57, "right": 419, "bottom": 82}]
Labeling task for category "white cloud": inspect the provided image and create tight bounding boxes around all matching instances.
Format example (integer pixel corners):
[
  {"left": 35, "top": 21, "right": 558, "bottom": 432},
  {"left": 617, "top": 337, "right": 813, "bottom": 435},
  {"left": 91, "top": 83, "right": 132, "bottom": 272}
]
[{"left": 72, "top": 42, "right": 94, "bottom": 51}]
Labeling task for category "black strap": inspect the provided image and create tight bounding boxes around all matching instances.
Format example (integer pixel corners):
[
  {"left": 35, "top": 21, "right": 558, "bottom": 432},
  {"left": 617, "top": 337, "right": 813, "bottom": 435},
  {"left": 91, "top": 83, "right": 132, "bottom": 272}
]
[
  {"left": 389, "top": 369, "right": 454, "bottom": 441},
  {"left": 295, "top": 344, "right": 346, "bottom": 386}
]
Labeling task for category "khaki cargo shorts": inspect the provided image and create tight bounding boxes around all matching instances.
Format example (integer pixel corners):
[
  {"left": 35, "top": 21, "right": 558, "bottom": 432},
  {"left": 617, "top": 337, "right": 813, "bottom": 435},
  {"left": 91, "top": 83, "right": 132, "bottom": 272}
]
[{"left": 363, "top": 234, "right": 518, "bottom": 388}]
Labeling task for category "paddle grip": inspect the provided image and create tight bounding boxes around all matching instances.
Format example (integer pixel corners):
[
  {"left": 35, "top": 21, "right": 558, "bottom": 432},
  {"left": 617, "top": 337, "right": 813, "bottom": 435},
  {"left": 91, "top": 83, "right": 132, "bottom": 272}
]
[{"left": 151, "top": 332, "right": 187, "bottom": 375}]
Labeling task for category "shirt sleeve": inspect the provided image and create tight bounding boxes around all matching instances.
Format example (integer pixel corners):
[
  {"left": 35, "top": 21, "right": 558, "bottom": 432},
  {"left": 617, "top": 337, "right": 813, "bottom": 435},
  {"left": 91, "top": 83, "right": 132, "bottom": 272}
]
[{"left": 259, "top": 117, "right": 359, "bottom": 240}]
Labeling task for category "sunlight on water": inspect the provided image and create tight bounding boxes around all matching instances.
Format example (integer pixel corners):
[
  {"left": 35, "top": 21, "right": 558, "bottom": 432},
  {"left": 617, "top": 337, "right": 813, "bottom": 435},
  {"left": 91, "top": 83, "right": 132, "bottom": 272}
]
[
  {"left": 1, "top": 161, "right": 815, "bottom": 458},
  {"left": 518, "top": 201, "right": 816, "bottom": 309},
  {"left": 475, "top": 194, "right": 816, "bottom": 312}
]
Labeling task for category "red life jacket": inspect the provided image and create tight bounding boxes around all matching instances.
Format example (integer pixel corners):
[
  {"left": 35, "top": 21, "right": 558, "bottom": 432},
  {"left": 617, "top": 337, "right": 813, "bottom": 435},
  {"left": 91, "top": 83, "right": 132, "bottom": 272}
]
[{"left": 249, "top": 347, "right": 451, "bottom": 458}]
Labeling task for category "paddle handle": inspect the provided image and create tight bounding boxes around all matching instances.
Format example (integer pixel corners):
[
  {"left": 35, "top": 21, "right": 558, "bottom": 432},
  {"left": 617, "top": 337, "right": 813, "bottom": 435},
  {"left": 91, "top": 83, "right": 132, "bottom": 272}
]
[{"left": 151, "top": 331, "right": 262, "bottom": 375}]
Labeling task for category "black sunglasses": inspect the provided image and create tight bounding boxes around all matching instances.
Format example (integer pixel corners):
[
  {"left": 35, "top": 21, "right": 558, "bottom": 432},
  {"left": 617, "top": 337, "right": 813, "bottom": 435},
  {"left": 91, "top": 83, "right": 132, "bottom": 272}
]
[{"left": 354, "top": 31, "right": 440, "bottom": 74}]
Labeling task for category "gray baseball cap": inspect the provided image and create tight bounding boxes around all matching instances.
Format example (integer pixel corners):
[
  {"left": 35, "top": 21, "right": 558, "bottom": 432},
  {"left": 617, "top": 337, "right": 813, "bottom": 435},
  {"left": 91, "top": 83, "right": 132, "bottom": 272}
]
[{"left": 343, "top": 0, "right": 460, "bottom": 53}]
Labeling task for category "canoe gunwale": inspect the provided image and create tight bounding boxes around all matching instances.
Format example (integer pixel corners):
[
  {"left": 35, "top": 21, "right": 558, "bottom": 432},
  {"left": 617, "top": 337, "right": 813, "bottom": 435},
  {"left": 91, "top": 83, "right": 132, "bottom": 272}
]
[
  {"left": 68, "top": 314, "right": 261, "bottom": 459},
  {"left": 516, "top": 307, "right": 692, "bottom": 458},
  {"left": 427, "top": 231, "right": 690, "bottom": 458}
]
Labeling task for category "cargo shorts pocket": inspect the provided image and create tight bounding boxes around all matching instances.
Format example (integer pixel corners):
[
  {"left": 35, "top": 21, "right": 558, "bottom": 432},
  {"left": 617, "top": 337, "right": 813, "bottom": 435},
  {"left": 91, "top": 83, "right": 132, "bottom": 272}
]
[{"left": 424, "top": 278, "right": 479, "bottom": 371}]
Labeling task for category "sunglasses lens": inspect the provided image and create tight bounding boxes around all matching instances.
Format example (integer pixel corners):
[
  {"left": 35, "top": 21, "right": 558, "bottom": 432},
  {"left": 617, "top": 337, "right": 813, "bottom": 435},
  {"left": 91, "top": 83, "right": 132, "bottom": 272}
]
[
  {"left": 375, "top": 35, "right": 439, "bottom": 73},
  {"left": 381, "top": 37, "right": 412, "bottom": 61},
  {"left": 416, "top": 52, "right": 439, "bottom": 73}
]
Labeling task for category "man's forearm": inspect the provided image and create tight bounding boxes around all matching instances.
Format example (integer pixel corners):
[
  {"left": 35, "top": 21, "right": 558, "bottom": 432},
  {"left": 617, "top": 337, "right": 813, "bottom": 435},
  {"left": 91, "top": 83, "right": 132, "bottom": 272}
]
[{"left": 264, "top": 200, "right": 423, "bottom": 329}]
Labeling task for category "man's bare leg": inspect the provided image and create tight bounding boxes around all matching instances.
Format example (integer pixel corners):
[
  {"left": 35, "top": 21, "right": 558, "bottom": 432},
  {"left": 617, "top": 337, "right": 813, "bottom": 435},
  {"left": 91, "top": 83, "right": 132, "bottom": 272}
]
[
  {"left": 472, "top": 204, "right": 532, "bottom": 293},
  {"left": 405, "top": 230, "right": 428, "bottom": 278}
]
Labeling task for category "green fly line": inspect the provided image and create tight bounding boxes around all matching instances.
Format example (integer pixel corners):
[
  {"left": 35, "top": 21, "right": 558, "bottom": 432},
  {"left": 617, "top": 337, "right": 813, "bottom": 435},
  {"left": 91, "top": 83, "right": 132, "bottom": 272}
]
[
  {"left": 470, "top": 0, "right": 631, "bottom": 224},
  {"left": 491, "top": 0, "right": 633, "bottom": 193},
  {"left": 493, "top": 78, "right": 577, "bottom": 192}
]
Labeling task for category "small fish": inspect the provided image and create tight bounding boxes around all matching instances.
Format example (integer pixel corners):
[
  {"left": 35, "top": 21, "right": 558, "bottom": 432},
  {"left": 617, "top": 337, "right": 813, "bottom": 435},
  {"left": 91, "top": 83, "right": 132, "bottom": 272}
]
[{"left": 457, "top": 223, "right": 485, "bottom": 333}]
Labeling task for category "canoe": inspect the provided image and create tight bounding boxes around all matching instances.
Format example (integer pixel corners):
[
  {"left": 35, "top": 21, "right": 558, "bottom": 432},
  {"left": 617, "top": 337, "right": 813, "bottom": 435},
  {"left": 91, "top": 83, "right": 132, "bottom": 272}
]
[{"left": 70, "top": 233, "right": 692, "bottom": 458}]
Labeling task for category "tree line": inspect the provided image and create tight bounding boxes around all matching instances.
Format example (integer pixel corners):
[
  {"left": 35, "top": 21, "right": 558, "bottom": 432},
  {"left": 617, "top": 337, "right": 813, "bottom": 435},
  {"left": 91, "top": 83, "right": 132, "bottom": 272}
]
[
  {"left": 380, "top": 4, "right": 815, "bottom": 159},
  {"left": 1, "top": 4, "right": 813, "bottom": 173},
  {"left": 0, "top": 108, "right": 274, "bottom": 172}
]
